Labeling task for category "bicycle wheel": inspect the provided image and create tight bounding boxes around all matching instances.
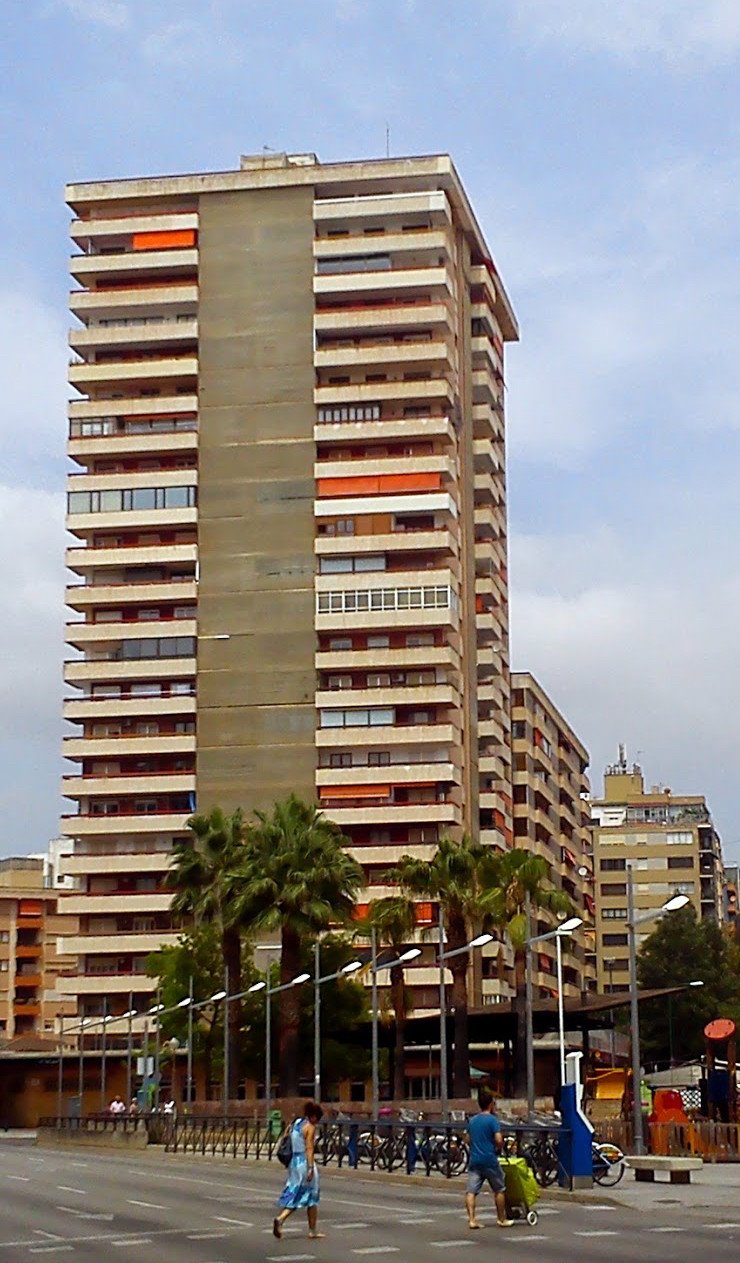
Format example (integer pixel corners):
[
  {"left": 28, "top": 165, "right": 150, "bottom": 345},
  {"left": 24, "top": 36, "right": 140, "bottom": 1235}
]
[{"left": 594, "top": 1159, "right": 625, "bottom": 1187}]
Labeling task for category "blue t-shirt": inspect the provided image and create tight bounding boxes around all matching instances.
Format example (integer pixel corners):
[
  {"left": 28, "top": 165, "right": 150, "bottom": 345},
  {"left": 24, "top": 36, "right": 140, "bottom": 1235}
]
[{"left": 468, "top": 1112, "right": 502, "bottom": 1171}]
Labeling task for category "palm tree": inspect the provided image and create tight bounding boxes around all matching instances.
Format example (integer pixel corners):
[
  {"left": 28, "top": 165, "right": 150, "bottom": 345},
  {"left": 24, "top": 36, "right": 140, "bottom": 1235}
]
[
  {"left": 168, "top": 806, "right": 246, "bottom": 1100},
  {"left": 365, "top": 896, "right": 418, "bottom": 1101},
  {"left": 394, "top": 834, "right": 489, "bottom": 1100},
  {"left": 483, "top": 848, "right": 573, "bottom": 1098},
  {"left": 231, "top": 795, "right": 363, "bottom": 1097}
]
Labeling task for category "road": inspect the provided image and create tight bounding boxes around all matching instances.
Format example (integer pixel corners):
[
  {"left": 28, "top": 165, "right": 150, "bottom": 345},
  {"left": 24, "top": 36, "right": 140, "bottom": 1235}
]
[{"left": 0, "top": 1142, "right": 739, "bottom": 1262}]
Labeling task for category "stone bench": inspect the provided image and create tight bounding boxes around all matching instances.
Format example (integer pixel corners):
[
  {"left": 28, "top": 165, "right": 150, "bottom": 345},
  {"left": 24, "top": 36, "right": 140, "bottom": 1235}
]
[{"left": 627, "top": 1156, "right": 703, "bottom": 1185}]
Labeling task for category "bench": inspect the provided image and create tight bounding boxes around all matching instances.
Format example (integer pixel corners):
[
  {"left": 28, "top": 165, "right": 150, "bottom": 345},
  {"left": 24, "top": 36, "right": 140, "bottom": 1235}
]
[{"left": 626, "top": 1156, "right": 703, "bottom": 1185}]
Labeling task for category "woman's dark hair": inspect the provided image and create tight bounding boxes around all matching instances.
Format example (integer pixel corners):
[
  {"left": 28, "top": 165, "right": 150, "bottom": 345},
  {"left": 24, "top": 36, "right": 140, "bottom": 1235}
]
[{"left": 304, "top": 1100, "right": 324, "bottom": 1123}]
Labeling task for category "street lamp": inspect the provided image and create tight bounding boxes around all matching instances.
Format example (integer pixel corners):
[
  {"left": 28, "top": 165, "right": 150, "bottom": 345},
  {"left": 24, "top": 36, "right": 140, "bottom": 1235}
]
[
  {"left": 254, "top": 972, "right": 311, "bottom": 1129},
  {"left": 436, "top": 924, "right": 496, "bottom": 1120},
  {"left": 525, "top": 916, "right": 583, "bottom": 1103},
  {"left": 627, "top": 868, "right": 690, "bottom": 1154},
  {"left": 369, "top": 935, "right": 422, "bottom": 1119},
  {"left": 313, "top": 942, "right": 362, "bottom": 1100}
]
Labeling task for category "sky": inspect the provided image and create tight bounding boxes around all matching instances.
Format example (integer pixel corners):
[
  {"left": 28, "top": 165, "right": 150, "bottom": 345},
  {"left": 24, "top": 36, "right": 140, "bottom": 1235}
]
[{"left": 1, "top": 0, "right": 739, "bottom": 862}]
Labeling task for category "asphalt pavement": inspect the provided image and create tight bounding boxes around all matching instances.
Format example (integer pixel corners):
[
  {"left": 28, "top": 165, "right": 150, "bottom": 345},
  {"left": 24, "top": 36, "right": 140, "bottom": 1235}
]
[{"left": 0, "top": 1141, "right": 739, "bottom": 1262}]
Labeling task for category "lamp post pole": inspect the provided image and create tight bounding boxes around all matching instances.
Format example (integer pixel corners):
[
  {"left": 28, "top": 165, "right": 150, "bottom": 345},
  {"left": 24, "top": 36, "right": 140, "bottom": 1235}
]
[
  {"left": 605, "top": 961, "right": 616, "bottom": 1067},
  {"left": 627, "top": 867, "right": 644, "bottom": 1155},
  {"left": 100, "top": 997, "right": 108, "bottom": 1113},
  {"left": 525, "top": 893, "right": 535, "bottom": 1116},
  {"left": 78, "top": 1019, "right": 85, "bottom": 1113},
  {"left": 314, "top": 940, "right": 321, "bottom": 1101},
  {"left": 153, "top": 988, "right": 162, "bottom": 1111},
  {"left": 56, "top": 1011, "right": 64, "bottom": 1122},
  {"left": 187, "top": 976, "right": 194, "bottom": 1112},
  {"left": 371, "top": 927, "right": 379, "bottom": 1119},
  {"left": 556, "top": 932, "right": 566, "bottom": 1086},
  {"left": 438, "top": 906, "right": 448, "bottom": 1121},
  {"left": 265, "top": 984, "right": 272, "bottom": 1130},
  {"left": 223, "top": 965, "right": 230, "bottom": 1119},
  {"left": 126, "top": 993, "right": 134, "bottom": 1107}
]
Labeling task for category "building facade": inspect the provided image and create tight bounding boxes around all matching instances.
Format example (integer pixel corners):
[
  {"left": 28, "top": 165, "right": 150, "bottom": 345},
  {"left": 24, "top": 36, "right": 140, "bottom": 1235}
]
[
  {"left": 591, "top": 751, "right": 725, "bottom": 994},
  {"left": 0, "top": 858, "right": 77, "bottom": 1042},
  {"left": 725, "top": 863, "right": 739, "bottom": 934},
  {"left": 510, "top": 672, "right": 596, "bottom": 1003},
  {"left": 59, "top": 152, "right": 518, "bottom": 1025}
]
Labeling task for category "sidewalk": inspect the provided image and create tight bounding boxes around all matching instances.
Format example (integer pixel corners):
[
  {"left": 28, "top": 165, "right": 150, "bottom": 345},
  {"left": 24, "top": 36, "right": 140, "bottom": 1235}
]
[
  {"left": 0, "top": 1129, "right": 37, "bottom": 1144},
  {"left": 550, "top": 1161, "right": 740, "bottom": 1216}
]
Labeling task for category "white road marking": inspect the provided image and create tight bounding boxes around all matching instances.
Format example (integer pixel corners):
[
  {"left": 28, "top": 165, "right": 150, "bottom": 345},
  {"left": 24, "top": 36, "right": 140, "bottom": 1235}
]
[
  {"left": 574, "top": 1230, "right": 618, "bottom": 1237},
  {"left": 69, "top": 1162, "right": 89, "bottom": 1168},
  {"left": 55, "top": 1207, "right": 113, "bottom": 1221},
  {"left": 703, "top": 1223, "right": 740, "bottom": 1229},
  {"left": 339, "top": 1222, "right": 370, "bottom": 1229},
  {"left": 212, "top": 1216, "right": 254, "bottom": 1227},
  {"left": 512, "top": 1236, "right": 549, "bottom": 1243},
  {"left": 590, "top": 1204, "right": 616, "bottom": 1211},
  {"left": 535, "top": 1207, "right": 560, "bottom": 1215},
  {"left": 352, "top": 1250, "right": 400, "bottom": 1256},
  {"left": 57, "top": 1186, "right": 86, "bottom": 1195},
  {"left": 6, "top": 1174, "right": 30, "bottom": 1181},
  {"left": 430, "top": 1241, "right": 474, "bottom": 1248},
  {"left": 33, "top": 1232, "right": 64, "bottom": 1241},
  {"left": 111, "top": 1241, "right": 152, "bottom": 1249},
  {"left": 266, "top": 1256, "right": 316, "bottom": 1262},
  {"left": 187, "top": 1232, "right": 226, "bottom": 1240},
  {"left": 28, "top": 1249, "right": 74, "bottom": 1256},
  {"left": 649, "top": 1227, "right": 683, "bottom": 1233},
  {"left": 127, "top": 1198, "right": 167, "bottom": 1210}
]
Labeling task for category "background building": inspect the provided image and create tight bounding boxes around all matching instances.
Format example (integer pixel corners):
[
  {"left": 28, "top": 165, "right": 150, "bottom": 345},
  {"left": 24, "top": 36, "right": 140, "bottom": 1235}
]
[
  {"left": 0, "top": 858, "right": 76, "bottom": 1042},
  {"left": 59, "top": 151, "right": 517, "bottom": 1025},
  {"left": 591, "top": 749, "right": 725, "bottom": 994},
  {"left": 725, "top": 862, "right": 739, "bottom": 935},
  {"left": 510, "top": 672, "right": 596, "bottom": 1002}
]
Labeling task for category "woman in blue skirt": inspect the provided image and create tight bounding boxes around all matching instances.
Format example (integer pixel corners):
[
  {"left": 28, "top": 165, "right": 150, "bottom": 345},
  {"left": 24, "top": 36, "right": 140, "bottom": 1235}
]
[{"left": 273, "top": 1101, "right": 324, "bottom": 1240}]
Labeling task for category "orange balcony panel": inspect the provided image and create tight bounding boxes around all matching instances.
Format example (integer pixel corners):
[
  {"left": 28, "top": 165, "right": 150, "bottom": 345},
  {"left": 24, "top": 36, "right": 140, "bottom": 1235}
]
[
  {"left": 320, "top": 784, "right": 390, "bottom": 801},
  {"left": 132, "top": 229, "right": 197, "bottom": 250},
  {"left": 19, "top": 901, "right": 43, "bottom": 916},
  {"left": 317, "top": 472, "right": 442, "bottom": 497},
  {"left": 15, "top": 974, "right": 42, "bottom": 988},
  {"left": 352, "top": 903, "right": 370, "bottom": 921},
  {"left": 415, "top": 901, "right": 434, "bottom": 925},
  {"left": 15, "top": 945, "right": 42, "bottom": 959},
  {"left": 17, "top": 916, "right": 43, "bottom": 930},
  {"left": 13, "top": 1002, "right": 40, "bottom": 1017}
]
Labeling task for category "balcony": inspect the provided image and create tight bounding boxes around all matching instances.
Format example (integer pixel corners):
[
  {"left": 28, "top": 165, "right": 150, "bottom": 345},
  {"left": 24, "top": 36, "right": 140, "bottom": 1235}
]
[
  {"left": 70, "top": 212, "right": 199, "bottom": 247},
  {"left": 316, "top": 762, "right": 458, "bottom": 788},
  {"left": 60, "top": 811, "right": 190, "bottom": 837},
  {"left": 314, "top": 265, "right": 451, "bottom": 303},
  {"left": 315, "top": 528, "right": 457, "bottom": 562},
  {"left": 315, "top": 339, "right": 452, "bottom": 373},
  {"left": 314, "top": 227, "right": 450, "bottom": 263},
  {"left": 66, "top": 618, "right": 196, "bottom": 649},
  {"left": 57, "top": 929, "right": 177, "bottom": 955},
  {"left": 63, "top": 690, "right": 196, "bottom": 722},
  {"left": 64, "top": 660, "right": 196, "bottom": 689},
  {"left": 314, "top": 413, "right": 455, "bottom": 448},
  {"left": 316, "top": 644, "right": 459, "bottom": 672},
  {"left": 316, "top": 721, "right": 460, "bottom": 749},
  {"left": 314, "top": 300, "right": 453, "bottom": 340},
  {"left": 314, "top": 189, "right": 451, "bottom": 228},
  {"left": 62, "top": 770, "right": 195, "bottom": 798},
  {"left": 59, "top": 892, "right": 173, "bottom": 916},
  {"left": 70, "top": 283, "right": 199, "bottom": 319},
  {"left": 13, "top": 1002, "right": 40, "bottom": 1017},
  {"left": 314, "top": 452, "right": 456, "bottom": 483},
  {"left": 69, "top": 393, "right": 198, "bottom": 421},
  {"left": 70, "top": 246, "right": 198, "bottom": 283},
  {"left": 69, "top": 353, "right": 198, "bottom": 390},
  {"left": 61, "top": 850, "right": 172, "bottom": 876},
  {"left": 315, "top": 377, "right": 454, "bottom": 409},
  {"left": 63, "top": 734, "right": 195, "bottom": 760},
  {"left": 316, "top": 684, "right": 458, "bottom": 710},
  {"left": 66, "top": 580, "right": 197, "bottom": 612}
]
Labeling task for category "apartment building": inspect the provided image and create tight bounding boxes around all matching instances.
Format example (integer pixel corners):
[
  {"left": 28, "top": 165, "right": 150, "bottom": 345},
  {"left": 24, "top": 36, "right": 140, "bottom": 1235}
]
[
  {"left": 510, "top": 673, "right": 596, "bottom": 1003},
  {"left": 591, "top": 750, "right": 725, "bottom": 993},
  {"left": 0, "top": 858, "right": 77, "bottom": 1042},
  {"left": 725, "top": 863, "right": 738, "bottom": 933},
  {"left": 60, "top": 152, "right": 518, "bottom": 1025}
]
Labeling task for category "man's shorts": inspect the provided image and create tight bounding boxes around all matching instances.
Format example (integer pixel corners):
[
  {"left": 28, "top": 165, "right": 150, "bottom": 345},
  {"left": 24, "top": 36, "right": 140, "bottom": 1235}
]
[{"left": 467, "top": 1165, "right": 505, "bottom": 1195}]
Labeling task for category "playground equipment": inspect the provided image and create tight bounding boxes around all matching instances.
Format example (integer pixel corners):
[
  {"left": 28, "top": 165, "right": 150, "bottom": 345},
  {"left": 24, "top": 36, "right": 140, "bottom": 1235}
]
[{"left": 704, "top": 1018, "right": 737, "bottom": 1124}]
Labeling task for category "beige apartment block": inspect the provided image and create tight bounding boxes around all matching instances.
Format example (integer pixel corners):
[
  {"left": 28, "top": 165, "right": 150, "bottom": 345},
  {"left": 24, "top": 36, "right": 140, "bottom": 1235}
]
[
  {"left": 591, "top": 751, "right": 725, "bottom": 994},
  {"left": 60, "top": 152, "right": 518, "bottom": 1025},
  {"left": 0, "top": 859, "right": 77, "bottom": 1043},
  {"left": 510, "top": 673, "right": 596, "bottom": 1004}
]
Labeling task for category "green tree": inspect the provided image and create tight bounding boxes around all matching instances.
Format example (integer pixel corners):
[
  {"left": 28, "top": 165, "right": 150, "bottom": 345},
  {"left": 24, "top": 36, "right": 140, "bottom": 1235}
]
[
  {"left": 168, "top": 806, "right": 247, "bottom": 1098},
  {"left": 364, "top": 896, "right": 418, "bottom": 1100},
  {"left": 637, "top": 906, "right": 740, "bottom": 1063},
  {"left": 482, "top": 848, "right": 573, "bottom": 1097},
  {"left": 147, "top": 924, "right": 229, "bottom": 1097},
  {"left": 230, "top": 795, "right": 363, "bottom": 1096},
  {"left": 395, "top": 834, "right": 489, "bottom": 1099}
]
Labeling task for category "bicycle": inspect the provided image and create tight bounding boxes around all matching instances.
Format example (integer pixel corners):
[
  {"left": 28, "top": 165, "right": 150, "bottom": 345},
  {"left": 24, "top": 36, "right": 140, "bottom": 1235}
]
[{"left": 592, "top": 1140, "right": 625, "bottom": 1186}]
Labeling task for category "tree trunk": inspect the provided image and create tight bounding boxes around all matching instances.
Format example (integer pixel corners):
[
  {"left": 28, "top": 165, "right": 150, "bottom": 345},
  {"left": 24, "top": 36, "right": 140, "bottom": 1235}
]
[
  {"left": 512, "top": 948, "right": 528, "bottom": 1099},
  {"left": 278, "top": 925, "right": 302, "bottom": 1097},
  {"left": 390, "top": 964, "right": 406, "bottom": 1103},
  {"left": 222, "top": 926, "right": 242, "bottom": 1102}
]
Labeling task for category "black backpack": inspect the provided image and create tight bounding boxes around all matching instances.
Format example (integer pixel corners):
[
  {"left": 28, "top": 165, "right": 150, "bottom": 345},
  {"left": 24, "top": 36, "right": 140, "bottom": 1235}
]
[{"left": 276, "top": 1123, "right": 293, "bottom": 1167}]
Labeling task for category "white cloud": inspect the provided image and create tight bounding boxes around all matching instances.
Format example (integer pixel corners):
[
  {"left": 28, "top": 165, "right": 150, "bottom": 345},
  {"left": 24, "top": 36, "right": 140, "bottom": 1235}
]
[
  {"left": 141, "top": 17, "right": 243, "bottom": 69},
  {"left": 507, "top": 0, "right": 740, "bottom": 68},
  {"left": 57, "top": 0, "right": 129, "bottom": 29}
]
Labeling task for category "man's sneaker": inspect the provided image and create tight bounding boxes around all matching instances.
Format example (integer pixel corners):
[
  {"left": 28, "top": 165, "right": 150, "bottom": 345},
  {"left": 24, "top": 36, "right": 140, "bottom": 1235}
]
[{"left": 496, "top": 1219, "right": 515, "bottom": 1228}]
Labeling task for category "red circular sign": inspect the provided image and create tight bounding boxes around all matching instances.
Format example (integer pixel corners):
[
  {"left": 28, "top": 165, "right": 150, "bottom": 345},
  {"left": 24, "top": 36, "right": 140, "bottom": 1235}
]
[{"left": 704, "top": 1018, "right": 736, "bottom": 1042}]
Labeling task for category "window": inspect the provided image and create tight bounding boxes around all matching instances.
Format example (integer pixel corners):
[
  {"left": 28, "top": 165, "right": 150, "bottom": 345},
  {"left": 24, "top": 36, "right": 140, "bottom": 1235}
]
[
  {"left": 511, "top": 721, "right": 527, "bottom": 740},
  {"left": 67, "top": 485, "right": 196, "bottom": 514},
  {"left": 317, "top": 585, "right": 455, "bottom": 616},
  {"left": 600, "top": 858, "right": 627, "bottom": 871},
  {"left": 319, "top": 707, "right": 394, "bottom": 729},
  {"left": 602, "top": 933, "right": 628, "bottom": 947},
  {"left": 329, "top": 638, "right": 352, "bottom": 650},
  {"left": 368, "top": 751, "right": 391, "bottom": 766},
  {"left": 0, "top": 931, "right": 9, "bottom": 943},
  {"left": 317, "top": 404, "right": 380, "bottom": 423},
  {"left": 368, "top": 635, "right": 390, "bottom": 649},
  {"left": 406, "top": 632, "right": 434, "bottom": 647},
  {"left": 319, "top": 555, "right": 386, "bottom": 574},
  {"left": 328, "top": 675, "right": 352, "bottom": 690},
  {"left": 666, "top": 831, "right": 693, "bottom": 845},
  {"left": 119, "top": 637, "right": 195, "bottom": 660},
  {"left": 329, "top": 752, "right": 352, "bottom": 768},
  {"left": 600, "top": 883, "right": 627, "bottom": 897},
  {"left": 367, "top": 673, "right": 390, "bottom": 688},
  {"left": 668, "top": 856, "right": 695, "bottom": 870},
  {"left": 174, "top": 721, "right": 195, "bottom": 734},
  {"left": 603, "top": 908, "right": 627, "bottom": 920}
]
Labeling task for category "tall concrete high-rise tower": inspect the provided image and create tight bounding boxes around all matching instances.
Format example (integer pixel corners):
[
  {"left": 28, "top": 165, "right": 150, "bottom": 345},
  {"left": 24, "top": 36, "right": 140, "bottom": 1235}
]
[{"left": 59, "top": 153, "right": 517, "bottom": 1028}]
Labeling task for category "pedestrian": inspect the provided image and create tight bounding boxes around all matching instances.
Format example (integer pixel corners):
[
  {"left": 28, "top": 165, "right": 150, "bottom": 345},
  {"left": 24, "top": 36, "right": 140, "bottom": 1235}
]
[
  {"left": 464, "top": 1085, "right": 513, "bottom": 1230},
  {"left": 128, "top": 1099, "right": 139, "bottom": 1116},
  {"left": 108, "top": 1095, "right": 126, "bottom": 1115},
  {"left": 273, "top": 1101, "right": 324, "bottom": 1240}
]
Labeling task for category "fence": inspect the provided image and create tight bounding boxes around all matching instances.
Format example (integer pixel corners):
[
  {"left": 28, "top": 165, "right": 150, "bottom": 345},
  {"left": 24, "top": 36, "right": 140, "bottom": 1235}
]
[
  {"left": 163, "top": 1116, "right": 565, "bottom": 1179},
  {"left": 586, "top": 1117, "right": 740, "bottom": 1163},
  {"left": 39, "top": 1113, "right": 172, "bottom": 1146}
]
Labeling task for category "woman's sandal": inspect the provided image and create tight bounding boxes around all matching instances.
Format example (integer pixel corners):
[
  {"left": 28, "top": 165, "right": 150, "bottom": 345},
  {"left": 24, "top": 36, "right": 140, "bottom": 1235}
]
[{"left": 273, "top": 1218, "right": 282, "bottom": 1239}]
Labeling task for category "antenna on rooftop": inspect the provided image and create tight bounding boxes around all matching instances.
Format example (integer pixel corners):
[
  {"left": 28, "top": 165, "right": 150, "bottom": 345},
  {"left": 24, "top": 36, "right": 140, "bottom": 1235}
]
[{"left": 385, "top": 123, "right": 390, "bottom": 159}]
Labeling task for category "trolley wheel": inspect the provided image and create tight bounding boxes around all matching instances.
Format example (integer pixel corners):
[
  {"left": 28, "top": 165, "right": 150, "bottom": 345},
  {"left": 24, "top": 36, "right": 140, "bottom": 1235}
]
[
  {"left": 510, "top": 1206, "right": 522, "bottom": 1220},
  {"left": 526, "top": 1210, "right": 538, "bottom": 1226}
]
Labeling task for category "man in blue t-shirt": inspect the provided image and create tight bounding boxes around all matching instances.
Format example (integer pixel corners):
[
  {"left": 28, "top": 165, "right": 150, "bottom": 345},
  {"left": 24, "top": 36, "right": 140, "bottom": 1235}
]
[{"left": 465, "top": 1086, "right": 512, "bottom": 1229}]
